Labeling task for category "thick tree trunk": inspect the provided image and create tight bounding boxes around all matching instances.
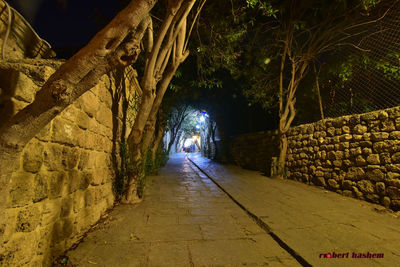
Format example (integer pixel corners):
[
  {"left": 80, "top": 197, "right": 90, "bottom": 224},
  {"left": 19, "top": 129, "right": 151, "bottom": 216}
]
[
  {"left": 126, "top": 0, "right": 189, "bottom": 164},
  {"left": 124, "top": 60, "right": 184, "bottom": 203},
  {"left": 0, "top": 0, "right": 156, "bottom": 243},
  {"left": 139, "top": 58, "right": 183, "bottom": 155},
  {"left": 141, "top": 119, "right": 157, "bottom": 156},
  {"left": 0, "top": 1, "right": 154, "bottom": 150}
]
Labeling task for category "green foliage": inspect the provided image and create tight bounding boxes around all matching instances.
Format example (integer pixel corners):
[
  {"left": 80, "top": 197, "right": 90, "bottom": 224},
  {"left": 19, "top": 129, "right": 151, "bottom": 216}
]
[
  {"left": 180, "top": 110, "right": 201, "bottom": 139},
  {"left": 362, "top": 0, "right": 380, "bottom": 10},
  {"left": 113, "top": 142, "right": 132, "bottom": 199},
  {"left": 338, "top": 62, "right": 353, "bottom": 83},
  {"left": 114, "top": 141, "right": 169, "bottom": 200},
  {"left": 127, "top": 90, "right": 141, "bottom": 127},
  {"left": 136, "top": 172, "right": 146, "bottom": 199},
  {"left": 144, "top": 147, "right": 169, "bottom": 175},
  {"left": 192, "top": 0, "right": 387, "bottom": 118},
  {"left": 153, "top": 148, "right": 169, "bottom": 171},
  {"left": 246, "top": 0, "right": 279, "bottom": 17},
  {"left": 376, "top": 52, "right": 400, "bottom": 80}
]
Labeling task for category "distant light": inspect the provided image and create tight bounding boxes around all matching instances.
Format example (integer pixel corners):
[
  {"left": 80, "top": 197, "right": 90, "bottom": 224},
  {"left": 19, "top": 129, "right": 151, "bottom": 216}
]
[
  {"left": 205, "top": 113, "right": 209, "bottom": 118},
  {"left": 184, "top": 138, "right": 192, "bottom": 147},
  {"left": 196, "top": 125, "right": 200, "bottom": 129},
  {"left": 264, "top": 58, "right": 271, "bottom": 64},
  {"left": 200, "top": 116, "right": 205, "bottom": 123}
]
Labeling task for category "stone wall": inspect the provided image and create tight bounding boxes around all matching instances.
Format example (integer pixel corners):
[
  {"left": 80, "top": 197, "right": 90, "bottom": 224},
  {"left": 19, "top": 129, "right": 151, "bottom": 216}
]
[
  {"left": 0, "top": 60, "right": 140, "bottom": 266},
  {"left": 230, "top": 131, "right": 279, "bottom": 175},
  {"left": 229, "top": 106, "right": 400, "bottom": 211}
]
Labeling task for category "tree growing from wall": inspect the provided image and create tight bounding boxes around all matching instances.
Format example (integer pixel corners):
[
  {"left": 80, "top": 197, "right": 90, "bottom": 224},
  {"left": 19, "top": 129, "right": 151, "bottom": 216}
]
[{"left": 0, "top": 0, "right": 158, "bottom": 243}]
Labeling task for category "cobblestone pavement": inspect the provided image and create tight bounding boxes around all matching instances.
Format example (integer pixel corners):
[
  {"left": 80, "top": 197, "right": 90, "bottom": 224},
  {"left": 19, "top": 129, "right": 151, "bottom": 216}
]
[
  {"left": 189, "top": 153, "right": 400, "bottom": 267},
  {"left": 67, "top": 154, "right": 299, "bottom": 266}
]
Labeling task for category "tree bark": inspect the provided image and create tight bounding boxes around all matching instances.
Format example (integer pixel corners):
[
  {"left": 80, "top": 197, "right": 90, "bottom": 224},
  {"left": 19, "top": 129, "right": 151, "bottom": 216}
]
[
  {"left": 126, "top": 0, "right": 192, "bottom": 164},
  {"left": 210, "top": 121, "right": 218, "bottom": 159},
  {"left": 313, "top": 64, "right": 325, "bottom": 122},
  {"left": 124, "top": 0, "right": 195, "bottom": 203},
  {"left": 277, "top": 54, "right": 307, "bottom": 177},
  {"left": 174, "top": 130, "right": 182, "bottom": 153},
  {"left": 167, "top": 131, "right": 177, "bottom": 154},
  {"left": 151, "top": 121, "right": 166, "bottom": 165},
  {"left": 140, "top": 58, "right": 186, "bottom": 155}
]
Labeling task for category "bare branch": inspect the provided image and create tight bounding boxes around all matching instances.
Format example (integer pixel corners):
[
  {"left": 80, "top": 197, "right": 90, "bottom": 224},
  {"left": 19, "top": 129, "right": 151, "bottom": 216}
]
[
  {"left": 142, "top": 0, "right": 184, "bottom": 88},
  {"left": 184, "top": 0, "right": 207, "bottom": 51}
]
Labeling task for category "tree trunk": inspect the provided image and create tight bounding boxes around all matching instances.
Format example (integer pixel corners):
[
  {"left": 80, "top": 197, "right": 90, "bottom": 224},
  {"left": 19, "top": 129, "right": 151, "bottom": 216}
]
[
  {"left": 0, "top": 0, "right": 156, "bottom": 243},
  {"left": 174, "top": 130, "right": 182, "bottom": 153},
  {"left": 277, "top": 132, "right": 288, "bottom": 176},
  {"left": 276, "top": 54, "right": 306, "bottom": 177},
  {"left": 205, "top": 121, "right": 212, "bottom": 157},
  {"left": 124, "top": 1, "right": 194, "bottom": 203},
  {"left": 139, "top": 58, "right": 183, "bottom": 155},
  {"left": 210, "top": 121, "right": 218, "bottom": 160},
  {"left": 141, "top": 119, "right": 157, "bottom": 156},
  {"left": 313, "top": 64, "right": 325, "bottom": 122},
  {"left": 151, "top": 122, "right": 166, "bottom": 165},
  {"left": 167, "top": 131, "right": 177, "bottom": 154}
]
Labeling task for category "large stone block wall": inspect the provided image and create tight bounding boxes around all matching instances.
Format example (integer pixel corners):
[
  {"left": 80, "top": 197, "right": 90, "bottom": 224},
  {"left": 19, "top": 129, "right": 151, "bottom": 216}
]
[
  {"left": 229, "top": 106, "right": 400, "bottom": 211},
  {"left": 0, "top": 60, "right": 140, "bottom": 266}
]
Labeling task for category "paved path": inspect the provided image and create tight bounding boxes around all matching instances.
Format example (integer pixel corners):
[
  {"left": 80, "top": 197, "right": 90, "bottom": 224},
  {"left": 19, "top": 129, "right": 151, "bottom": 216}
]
[
  {"left": 189, "top": 153, "right": 400, "bottom": 267},
  {"left": 67, "top": 154, "right": 299, "bottom": 266}
]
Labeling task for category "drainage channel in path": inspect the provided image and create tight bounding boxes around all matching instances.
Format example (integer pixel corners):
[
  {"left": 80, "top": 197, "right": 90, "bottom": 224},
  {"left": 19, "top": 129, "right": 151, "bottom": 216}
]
[{"left": 186, "top": 155, "right": 312, "bottom": 267}]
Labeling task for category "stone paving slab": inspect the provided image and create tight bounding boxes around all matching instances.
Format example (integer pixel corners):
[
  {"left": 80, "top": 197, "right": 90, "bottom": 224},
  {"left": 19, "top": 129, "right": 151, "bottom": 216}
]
[
  {"left": 67, "top": 154, "right": 300, "bottom": 266},
  {"left": 189, "top": 153, "right": 400, "bottom": 267}
]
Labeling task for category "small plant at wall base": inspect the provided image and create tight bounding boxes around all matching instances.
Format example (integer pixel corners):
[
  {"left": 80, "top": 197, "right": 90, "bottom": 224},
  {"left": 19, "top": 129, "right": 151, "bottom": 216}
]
[
  {"left": 113, "top": 142, "right": 134, "bottom": 201},
  {"left": 138, "top": 147, "right": 169, "bottom": 198},
  {"left": 144, "top": 146, "right": 169, "bottom": 175},
  {"left": 136, "top": 172, "right": 147, "bottom": 199},
  {"left": 144, "top": 149, "right": 154, "bottom": 175},
  {"left": 115, "top": 144, "right": 169, "bottom": 200},
  {"left": 153, "top": 147, "right": 169, "bottom": 171},
  {"left": 270, "top": 157, "right": 288, "bottom": 178}
]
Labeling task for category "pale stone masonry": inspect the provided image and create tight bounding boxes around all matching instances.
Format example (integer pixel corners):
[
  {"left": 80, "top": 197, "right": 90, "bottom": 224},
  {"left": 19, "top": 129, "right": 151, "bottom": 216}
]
[
  {"left": 0, "top": 60, "right": 140, "bottom": 266},
  {"left": 230, "top": 107, "right": 400, "bottom": 211}
]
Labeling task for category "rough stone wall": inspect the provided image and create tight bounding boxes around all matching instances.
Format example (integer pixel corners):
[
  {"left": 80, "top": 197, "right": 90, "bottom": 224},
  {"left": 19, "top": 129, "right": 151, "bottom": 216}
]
[
  {"left": 0, "top": 60, "right": 140, "bottom": 266},
  {"left": 230, "top": 131, "right": 279, "bottom": 175},
  {"left": 229, "top": 106, "right": 400, "bottom": 211}
]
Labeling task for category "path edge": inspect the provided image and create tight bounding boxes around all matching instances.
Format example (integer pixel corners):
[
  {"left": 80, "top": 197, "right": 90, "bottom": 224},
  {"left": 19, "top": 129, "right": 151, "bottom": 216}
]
[{"left": 187, "top": 155, "right": 312, "bottom": 267}]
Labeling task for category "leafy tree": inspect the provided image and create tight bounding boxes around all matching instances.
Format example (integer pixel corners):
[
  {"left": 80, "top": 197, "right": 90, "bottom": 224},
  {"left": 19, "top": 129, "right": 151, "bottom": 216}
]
[
  {"left": 194, "top": 0, "right": 389, "bottom": 175},
  {"left": 165, "top": 104, "right": 191, "bottom": 153}
]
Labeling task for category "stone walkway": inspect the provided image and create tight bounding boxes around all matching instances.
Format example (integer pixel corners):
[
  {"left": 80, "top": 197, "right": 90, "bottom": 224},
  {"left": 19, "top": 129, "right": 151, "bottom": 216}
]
[
  {"left": 67, "top": 154, "right": 299, "bottom": 266},
  {"left": 188, "top": 153, "right": 400, "bottom": 267}
]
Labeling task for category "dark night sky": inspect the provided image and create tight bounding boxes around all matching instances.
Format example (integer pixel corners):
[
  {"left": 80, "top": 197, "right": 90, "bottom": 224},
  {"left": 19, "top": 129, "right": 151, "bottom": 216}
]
[{"left": 8, "top": 0, "right": 125, "bottom": 58}]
